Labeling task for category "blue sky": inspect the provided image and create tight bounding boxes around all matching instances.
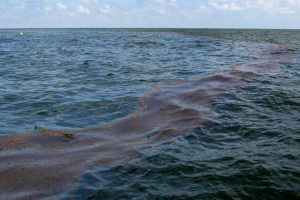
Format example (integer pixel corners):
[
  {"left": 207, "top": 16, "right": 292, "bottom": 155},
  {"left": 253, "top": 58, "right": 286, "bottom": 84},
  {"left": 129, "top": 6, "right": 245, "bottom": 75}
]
[{"left": 0, "top": 0, "right": 299, "bottom": 28}]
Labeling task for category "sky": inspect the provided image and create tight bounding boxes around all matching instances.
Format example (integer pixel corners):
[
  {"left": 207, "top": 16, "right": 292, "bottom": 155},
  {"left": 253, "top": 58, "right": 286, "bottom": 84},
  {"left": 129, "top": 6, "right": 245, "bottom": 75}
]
[{"left": 0, "top": 0, "right": 299, "bottom": 29}]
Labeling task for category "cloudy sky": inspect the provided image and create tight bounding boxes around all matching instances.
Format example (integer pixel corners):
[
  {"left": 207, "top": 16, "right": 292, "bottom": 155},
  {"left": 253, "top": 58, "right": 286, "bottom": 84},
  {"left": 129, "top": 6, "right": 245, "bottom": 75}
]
[{"left": 0, "top": 0, "right": 299, "bottom": 28}]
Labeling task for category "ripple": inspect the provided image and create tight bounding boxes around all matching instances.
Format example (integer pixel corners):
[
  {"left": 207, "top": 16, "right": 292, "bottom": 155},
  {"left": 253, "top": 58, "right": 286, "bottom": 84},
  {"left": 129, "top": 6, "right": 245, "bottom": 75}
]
[{"left": 0, "top": 29, "right": 300, "bottom": 199}]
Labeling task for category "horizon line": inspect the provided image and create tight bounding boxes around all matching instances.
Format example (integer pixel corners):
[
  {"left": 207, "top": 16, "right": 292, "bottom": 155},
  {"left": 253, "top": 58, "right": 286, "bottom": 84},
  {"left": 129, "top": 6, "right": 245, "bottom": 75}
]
[{"left": 1, "top": 27, "right": 300, "bottom": 30}]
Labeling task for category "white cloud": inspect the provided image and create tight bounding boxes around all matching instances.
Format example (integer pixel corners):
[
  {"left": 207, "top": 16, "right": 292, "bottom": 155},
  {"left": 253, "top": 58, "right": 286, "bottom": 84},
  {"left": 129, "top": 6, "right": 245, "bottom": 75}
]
[
  {"left": 78, "top": 5, "right": 90, "bottom": 14},
  {"left": 0, "top": 0, "right": 299, "bottom": 28},
  {"left": 150, "top": 0, "right": 165, "bottom": 3},
  {"left": 280, "top": 7, "right": 294, "bottom": 14},
  {"left": 149, "top": 5, "right": 167, "bottom": 14},
  {"left": 197, "top": 5, "right": 213, "bottom": 13},
  {"left": 57, "top": 3, "right": 67, "bottom": 10},
  {"left": 244, "top": 0, "right": 295, "bottom": 15},
  {"left": 209, "top": 2, "right": 244, "bottom": 11},
  {"left": 76, "top": 0, "right": 99, "bottom": 4},
  {"left": 209, "top": 0, "right": 296, "bottom": 14},
  {"left": 100, "top": 5, "right": 110, "bottom": 13},
  {"left": 170, "top": 0, "right": 178, "bottom": 7},
  {"left": 229, "top": 2, "right": 244, "bottom": 11}
]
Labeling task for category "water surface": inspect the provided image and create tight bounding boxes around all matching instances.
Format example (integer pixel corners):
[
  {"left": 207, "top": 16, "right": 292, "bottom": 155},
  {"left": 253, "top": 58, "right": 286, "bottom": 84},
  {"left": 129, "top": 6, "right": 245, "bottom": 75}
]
[{"left": 0, "top": 29, "right": 299, "bottom": 200}]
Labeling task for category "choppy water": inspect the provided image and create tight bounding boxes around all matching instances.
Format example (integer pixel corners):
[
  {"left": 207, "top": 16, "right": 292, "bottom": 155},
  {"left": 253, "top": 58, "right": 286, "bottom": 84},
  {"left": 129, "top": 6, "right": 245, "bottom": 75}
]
[
  {"left": 0, "top": 29, "right": 300, "bottom": 199},
  {"left": 0, "top": 29, "right": 267, "bottom": 135}
]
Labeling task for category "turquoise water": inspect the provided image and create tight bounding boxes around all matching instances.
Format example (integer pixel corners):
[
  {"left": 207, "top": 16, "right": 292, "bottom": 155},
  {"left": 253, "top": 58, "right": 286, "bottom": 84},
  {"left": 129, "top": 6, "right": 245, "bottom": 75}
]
[{"left": 1, "top": 29, "right": 300, "bottom": 199}]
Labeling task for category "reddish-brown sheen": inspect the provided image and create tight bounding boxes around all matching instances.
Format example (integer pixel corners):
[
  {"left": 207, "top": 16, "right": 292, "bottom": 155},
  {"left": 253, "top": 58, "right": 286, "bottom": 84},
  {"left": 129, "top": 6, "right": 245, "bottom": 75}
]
[{"left": 0, "top": 43, "right": 295, "bottom": 199}]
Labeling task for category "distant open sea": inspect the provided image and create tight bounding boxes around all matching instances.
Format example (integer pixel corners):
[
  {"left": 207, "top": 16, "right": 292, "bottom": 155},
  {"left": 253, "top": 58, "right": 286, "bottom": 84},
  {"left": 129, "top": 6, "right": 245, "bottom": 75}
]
[{"left": 0, "top": 29, "right": 300, "bottom": 199}]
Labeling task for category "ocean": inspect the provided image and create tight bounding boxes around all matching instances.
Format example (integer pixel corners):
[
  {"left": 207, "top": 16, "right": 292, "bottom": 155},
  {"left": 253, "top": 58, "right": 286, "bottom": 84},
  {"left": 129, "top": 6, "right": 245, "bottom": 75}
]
[{"left": 0, "top": 29, "right": 299, "bottom": 199}]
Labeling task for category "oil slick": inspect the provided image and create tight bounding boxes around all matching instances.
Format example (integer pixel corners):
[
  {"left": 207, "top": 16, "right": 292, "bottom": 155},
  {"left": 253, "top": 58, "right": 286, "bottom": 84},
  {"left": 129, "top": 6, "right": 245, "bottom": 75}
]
[{"left": 0, "top": 41, "right": 296, "bottom": 199}]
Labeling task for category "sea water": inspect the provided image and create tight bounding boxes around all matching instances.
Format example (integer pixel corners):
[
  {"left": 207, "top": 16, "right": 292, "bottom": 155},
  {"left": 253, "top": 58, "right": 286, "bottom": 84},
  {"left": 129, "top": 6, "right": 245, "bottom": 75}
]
[{"left": 0, "top": 29, "right": 300, "bottom": 199}]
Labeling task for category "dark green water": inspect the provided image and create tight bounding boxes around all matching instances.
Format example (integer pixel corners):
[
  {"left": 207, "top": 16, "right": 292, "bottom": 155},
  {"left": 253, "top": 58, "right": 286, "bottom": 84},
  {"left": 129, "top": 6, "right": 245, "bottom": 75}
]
[{"left": 1, "top": 29, "right": 300, "bottom": 199}]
